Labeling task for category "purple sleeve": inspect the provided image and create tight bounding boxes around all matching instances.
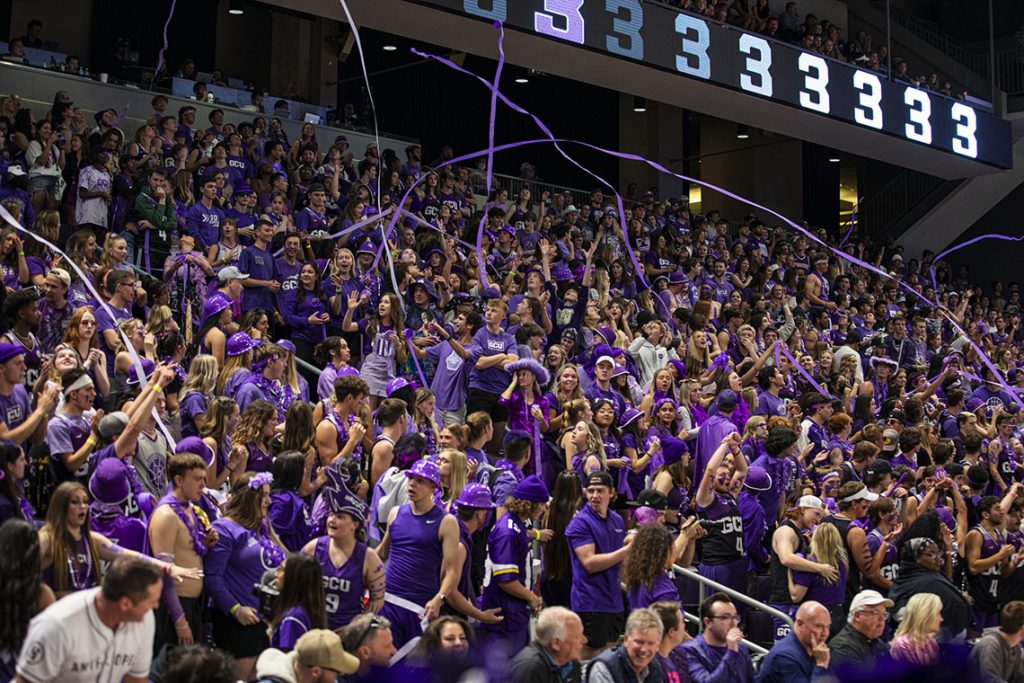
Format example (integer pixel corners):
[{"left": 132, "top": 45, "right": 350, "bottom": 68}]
[
  {"left": 487, "top": 520, "right": 521, "bottom": 584},
  {"left": 179, "top": 391, "right": 208, "bottom": 426},
  {"left": 45, "top": 417, "right": 73, "bottom": 456},
  {"left": 94, "top": 306, "right": 116, "bottom": 332},
  {"left": 565, "top": 515, "right": 592, "bottom": 551},
  {"left": 205, "top": 521, "right": 241, "bottom": 614},
  {"left": 424, "top": 341, "right": 444, "bottom": 364},
  {"left": 791, "top": 554, "right": 814, "bottom": 588},
  {"left": 492, "top": 473, "right": 518, "bottom": 507}
]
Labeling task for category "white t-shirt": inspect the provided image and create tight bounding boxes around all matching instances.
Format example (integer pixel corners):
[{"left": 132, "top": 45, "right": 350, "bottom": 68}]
[
  {"left": 16, "top": 587, "right": 154, "bottom": 683},
  {"left": 75, "top": 166, "right": 111, "bottom": 227}
]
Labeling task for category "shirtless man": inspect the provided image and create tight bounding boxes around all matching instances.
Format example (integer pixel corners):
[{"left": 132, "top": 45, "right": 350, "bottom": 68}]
[{"left": 148, "top": 453, "right": 218, "bottom": 654}]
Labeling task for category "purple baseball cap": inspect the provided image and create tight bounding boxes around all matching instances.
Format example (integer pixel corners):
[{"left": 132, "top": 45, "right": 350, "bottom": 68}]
[
  {"left": 454, "top": 482, "right": 496, "bottom": 510},
  {"left": 274, "top": 339, "right": 297, "bottom": 355},
  {"left": 405, "top": 459, "right": 441, "bottom": 488},
  {"left": 226, "top": 332, "right": 260, "bottom": 357}
]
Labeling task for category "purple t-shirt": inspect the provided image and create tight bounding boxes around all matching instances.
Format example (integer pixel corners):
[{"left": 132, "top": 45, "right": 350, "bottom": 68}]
[
  {"left": 268, "top": 490, "right": 316, "bottom": 552},
  {"left": 627, "top": 571, "right": 679, "bottom": 609},
  {"left": 206, "top": 518, "right": 284, "bottom": 613},
  {"left": 239, "top": 244, "right": 277, "bottom": 312},
  {"left": 469, "top": 327, "right": 517, "bottom": 394},
  {"left": 45, "top": 412, "right": 93, "bottom": 483},
  {"left": 565, "top": 504, "right": 626, "bottom": 613},
  {"left": 425, "top": 341, "right": 477, "bottom": 411},
  {"left": 791, "top": 553, "right": 848, "bottom": 606},
  {"left": 179, "top": 390, "right": 207, "bottom": 440},
  {"left": 95, "top": 303, "right": 132, "bottom": 373},
  {"left": 271, "top": 605, "right": 310, "bottom": 651},
  {"left": 757, "top": 391, "right": 786, "bottom": 418},
  {"left": 0, "top": 384, "right": 32, "bottom": 446}
]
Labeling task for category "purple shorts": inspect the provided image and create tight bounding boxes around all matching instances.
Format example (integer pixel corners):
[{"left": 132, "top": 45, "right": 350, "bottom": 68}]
[
  {"left": 972, "top": 609, "right": 999, "bottom": 633},
  {"left": 769, "top": 603, "right": 797, "bottom": 642}
]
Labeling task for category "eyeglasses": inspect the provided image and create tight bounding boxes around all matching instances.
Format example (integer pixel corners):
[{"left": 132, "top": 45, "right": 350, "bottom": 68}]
[
  {"left": 709, "top": 614, "right": 740, "bottom": 622},
  {"left": 352, "top": 615, "right": 384, "bottom": 649},
  {"left": 860, "top": 610, "right": 889, "bottom": 618}
]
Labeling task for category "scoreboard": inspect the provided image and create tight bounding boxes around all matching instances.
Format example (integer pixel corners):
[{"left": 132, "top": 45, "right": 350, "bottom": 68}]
[{"left": 410, "top": 0, "right": 1012, "bottom": 169}]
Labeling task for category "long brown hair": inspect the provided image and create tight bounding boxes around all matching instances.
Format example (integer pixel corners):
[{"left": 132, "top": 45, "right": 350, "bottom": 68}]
[
  {"left": 620, "top": 523, "right": 674, "bottom": 589},
  {"left": 542, "top": 470, "right": 583, "bottom": 581},
  {"left": 225, "top": 472, "right": 272, "bottom": 532},
  {"left": 43, "top": 482, "right": 103, "bottom": 594}
]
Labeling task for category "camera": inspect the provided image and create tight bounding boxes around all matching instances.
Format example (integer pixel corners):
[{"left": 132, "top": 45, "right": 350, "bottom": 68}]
[{"left": 253, "top": 575, "right": 279, "bottom": 621}]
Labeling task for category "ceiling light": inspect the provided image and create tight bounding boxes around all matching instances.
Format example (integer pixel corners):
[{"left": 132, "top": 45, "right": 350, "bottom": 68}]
[
  {"left": 229, "top": 0, "right": 244, "bottom": 14},
  {"left": 515, "top": 76, "right": 528, "bottom": 84},
  {"left": 828, "top": 156, "right": 841, "bottom": 163},
  {"left": 382, "top": 44, "right": 397, "bottom": 52},
  {"left": 736, "top": 124, "right": 749, "bottom": 139},
  {"left": 633, "top": 96, "right": 647, "bottom": 113}
]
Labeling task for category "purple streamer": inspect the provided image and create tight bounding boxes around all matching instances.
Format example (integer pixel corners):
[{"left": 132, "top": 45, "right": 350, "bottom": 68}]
[
  {"left": 155, "top": 0, "right": 178, "bottom": 77},
  {"left": 780, "top": 344, "right": 831, "bottom": 398},
  {"left": 0, "top": 204, "right": 178, "bottom": 449},
  {"left": 839, "top": 196, "right": 863, "bottom": 248},
  {"left": 928, "top": 232, "right": 1024, "bottom": 298}
]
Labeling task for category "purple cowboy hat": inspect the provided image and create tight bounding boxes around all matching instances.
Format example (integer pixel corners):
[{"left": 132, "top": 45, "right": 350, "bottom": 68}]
[
  {"left": 201, "top": 293, "right": 232, "bottom": 322},
  {"left": 505, "top": 357, "right": 550, "bottom": 386}
]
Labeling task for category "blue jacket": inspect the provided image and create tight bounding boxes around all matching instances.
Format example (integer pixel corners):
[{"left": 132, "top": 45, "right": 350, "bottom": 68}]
[{"left": 757, "top": 632, "right": 836, "bottom": 683}]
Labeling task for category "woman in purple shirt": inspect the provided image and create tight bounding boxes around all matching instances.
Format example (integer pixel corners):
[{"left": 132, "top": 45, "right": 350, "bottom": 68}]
[
  {"left": 206, "top": 472, "right": 286, "bottom": 679},
  {"left": 499, "top": 359, "right": 550, "bottom": 477},
  {"left": 270, "top": 553, "right": 327, "bottom": 651},
  {"left": 283, "top": 262, "right": 339, "bottom": 365},
  {"left": 622, "top": 523, "right": 681, "bottom": 609},
  {"left": 788, "top": 522, "right": 849, "bottom": 637}
]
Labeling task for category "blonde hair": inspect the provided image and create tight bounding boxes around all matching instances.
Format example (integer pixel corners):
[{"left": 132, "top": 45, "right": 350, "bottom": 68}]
[
  {"left": 809, "top": 521, "right": 848, "bottom": 571},
  {"left": 894, "top": 593, "right": 942, "bottom": 645},
  {"left": 145, "top": 305, "right": 175, "bottom": 338},
  {"left": 583, "top": 422, "right": 606, "bottom": 466},
  {"left": 181, "top": 355, "right": 218, "bottom": 398},
  {"left": 217, "top": 352, "right": 251, "bottom": 394},
  {"left": 742, "top": 415, "right": 766, "bottom": 441},
  {"left": 440, "top": 448, "right": 467, "bottom": 509},
  {"left": 413, "top": 388, "right": 441, "bottom": 448},
  {"left": 100, "top": 233, "right": 127, "bottom": 270}
]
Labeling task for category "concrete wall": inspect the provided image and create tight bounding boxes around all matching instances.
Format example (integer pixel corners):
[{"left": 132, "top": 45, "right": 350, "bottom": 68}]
[
  {"left": 617, "top": 94, "right": 686, "bottom": 200},
  {"left": 698, "top": 117, "right": 804, "bottom": 221}
]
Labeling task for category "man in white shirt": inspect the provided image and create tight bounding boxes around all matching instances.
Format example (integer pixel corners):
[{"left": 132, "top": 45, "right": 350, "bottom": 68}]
[
  {"left": 75, "top": 148, "right": 111, "bottom": 231},
  {"left": 17, "top": 556, "right": 162, "bottom": 683}
]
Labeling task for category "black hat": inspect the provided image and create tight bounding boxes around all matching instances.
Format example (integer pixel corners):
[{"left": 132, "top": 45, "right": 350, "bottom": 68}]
[
  {"left": 628, "top": 489, "right": 668, "bottom": 509},
  {"left": 865, "top": 460, "right": 892, "bottom": 477},
  {"left": 585, "top": 471, "right": 615, "bottom": 490}
]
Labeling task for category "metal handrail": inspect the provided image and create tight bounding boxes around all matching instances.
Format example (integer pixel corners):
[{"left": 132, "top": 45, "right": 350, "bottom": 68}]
[
  {"left": 681, "top": 611, "right": 770, "bottom": 656},
  {"left": 673, "top": 564, "right": 795, "bottom": 630}
]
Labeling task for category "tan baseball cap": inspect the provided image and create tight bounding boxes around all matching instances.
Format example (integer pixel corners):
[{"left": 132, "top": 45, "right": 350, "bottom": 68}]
[{"left": 294, "top": 629, "right": 360, "bottom": 675}]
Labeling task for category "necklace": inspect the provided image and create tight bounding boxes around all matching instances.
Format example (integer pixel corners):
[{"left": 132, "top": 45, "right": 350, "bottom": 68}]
[
  {"left": 66, "top": 534, "right": 93, "bottom": 591},
  {"left": 9, "top": 329, "right": 33, "bottom": 348}
]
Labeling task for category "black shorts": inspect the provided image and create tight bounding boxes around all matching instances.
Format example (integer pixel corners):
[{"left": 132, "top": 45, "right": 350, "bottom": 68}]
[
  {"left": 578, "top": 610, "right": 626, "bottom": 648},
  {"left": 466, "top": 388, "right": 505, "bottom": 423},
  {"left": 211, "top": 608, "right": 268, "bottom": 658}
]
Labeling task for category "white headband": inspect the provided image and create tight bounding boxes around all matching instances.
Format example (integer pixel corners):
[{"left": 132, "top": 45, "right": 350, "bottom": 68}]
[{"left": 64, "top": 374, "right": 94, "bottom": 396}]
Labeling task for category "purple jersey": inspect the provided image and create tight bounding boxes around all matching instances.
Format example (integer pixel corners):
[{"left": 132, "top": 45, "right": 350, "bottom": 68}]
[
  {"left": 968, "top": 525, "right": 1006, "bottom": 612},
  {"left": 479, "top": 512, "right": 533, "bottom": 632},
  {"left": 0, "top": 384, "right": 32, "bottom": 446},
  {"left": 865, "top": 527, "right": 898, "bottom": 593},
  {"left": 206, "top": 518, "right": 284, "bottom": 613},
  {"left": 314, "top": 536, "right": 367, "bottom": 631},
  {"left": 45, "top": 413, "right": 92, "bottom": 484},
  {"left": 696, "top": 493, "right": 744, "bottom": 565}
]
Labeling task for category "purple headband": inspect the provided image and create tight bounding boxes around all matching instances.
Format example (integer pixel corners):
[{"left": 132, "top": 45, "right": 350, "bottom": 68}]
[{"left": 247, "top": 472, "right": 273, "bottom": 490}]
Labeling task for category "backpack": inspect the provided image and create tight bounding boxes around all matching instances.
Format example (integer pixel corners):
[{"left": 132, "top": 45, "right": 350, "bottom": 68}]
[{"left": 24, "top": 442, "right": 55, "bottom": 518}]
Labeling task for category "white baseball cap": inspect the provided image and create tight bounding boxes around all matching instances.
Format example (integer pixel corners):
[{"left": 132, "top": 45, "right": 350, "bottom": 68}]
[
  {"left": 849, "top": 589, "right": 893, "bottom": 613},
  {"left": 795, "top": 495, "right": 825, "bottom": 511}
]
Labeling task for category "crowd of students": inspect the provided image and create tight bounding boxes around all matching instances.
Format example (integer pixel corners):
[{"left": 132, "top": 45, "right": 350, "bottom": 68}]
[{"left": 1, "top": 79, "right": 1024, "bottom": 683}]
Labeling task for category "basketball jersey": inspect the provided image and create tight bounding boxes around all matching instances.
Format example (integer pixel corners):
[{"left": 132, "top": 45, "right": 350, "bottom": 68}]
[{"left": 314, "top": 536, "right": 367, "bottom": 631}]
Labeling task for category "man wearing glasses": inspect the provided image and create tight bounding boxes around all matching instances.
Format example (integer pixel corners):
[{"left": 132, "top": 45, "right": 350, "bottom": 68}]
[
  {"left": 339, "top": 614, "right": 396, "bottom": 681},
  {"left": 680, "top": 592, "right": 755, "bottom": 683},
  {"left": 827, "top": 590, "right": 892, "bottom": 671}
]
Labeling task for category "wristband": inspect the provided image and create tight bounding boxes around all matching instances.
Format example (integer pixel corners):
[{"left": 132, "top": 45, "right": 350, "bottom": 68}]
[
  {"left": 86, "top": 436, "right": 97, "bottom": 447},
  {"left": 530, "top": 529, "right": 540, "bottom": 541},
  {"left": 163, "top": 563, "right": 171, "bottom": 575},
  {"left": 229, "top": 604, "right": 241, "bottom": 615},
  {"left": 17, "top": 251, "right": 24, "bottom": 256},
  {"left": 153, "top": 384, "right": 164, "bottom": 393}
]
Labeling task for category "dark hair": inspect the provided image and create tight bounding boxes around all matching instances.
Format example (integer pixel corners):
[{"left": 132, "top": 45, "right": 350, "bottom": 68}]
[
  {"left": 0, "top": 519, "right": 42, "bottom": 653},
  {"left": 542, "top": 470, "right": 583, "bottom": 581},
  {"left": 977, "top": 495, "right": 1001, "bottom": 519},
  {"left": 271, "top": 451, "right": 308, "bottom": 493},
  {"left": 621, "top": 523, "right": 674, "bottom": 589},
  {"left": 1000, "top": 601, "right": 1024, "bottom": 633},
  {"left": 0, "top": 445, "right": 25, "bottom": 519},
  {"left": 502, "top": 430, "right": 532, "bottom": 464},
  {"left": 414, "top": 615, "right": 475, "bottom": 658},
  {"left": 334, "top": 374, "right": 369, "bottom": 403},
  {"left": 162, "top": 645, "right": 235, "bottom": 683},
  {"left": 765, "top": 427, "right": 798, "bottom": 456},
  {"left": 700, "top": 592, "right": 734, "bottom": 624},
  {"left": 101, "top": 556, "right": 163, "bottom": 603},
  {"left": 376, "top": 398, "right": 407, "bottom": 427},
  {"left": 272, "top": 553, "right": 327, "bottom": 633}
]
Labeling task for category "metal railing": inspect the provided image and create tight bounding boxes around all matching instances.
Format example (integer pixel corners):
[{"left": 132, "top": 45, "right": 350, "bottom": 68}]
[
  {"left": 855, "top": 169, "right": 945, "bottom": 242},
  {"left": 866, "top": 0, "right": 990, "bottom": 78},
  {"left": 673, "top": 564, "right": 794, "bottom": 633},
  {"left": 681, "top": 611, "right": 770, "bottom": 656},
  {"left": 485, "top": 172, "right": 594, "bottom": 210},
  {"left": 996, "top": 48, "right": 1024, "bottom": 96}
]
